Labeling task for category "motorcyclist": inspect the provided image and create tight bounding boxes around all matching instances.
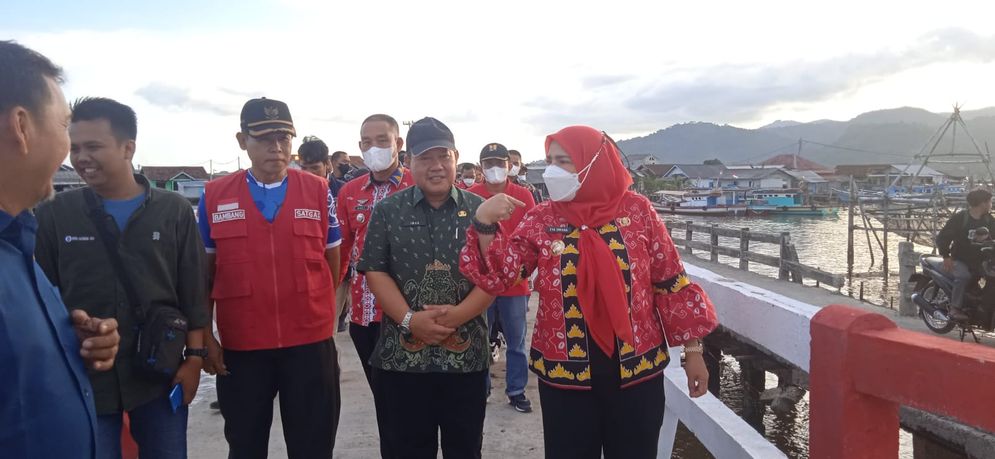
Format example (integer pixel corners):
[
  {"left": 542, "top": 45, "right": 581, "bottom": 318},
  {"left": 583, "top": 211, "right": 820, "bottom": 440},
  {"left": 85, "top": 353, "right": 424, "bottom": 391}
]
[{"left": 936, "top": 188, "right": 995, "bottom": 321}]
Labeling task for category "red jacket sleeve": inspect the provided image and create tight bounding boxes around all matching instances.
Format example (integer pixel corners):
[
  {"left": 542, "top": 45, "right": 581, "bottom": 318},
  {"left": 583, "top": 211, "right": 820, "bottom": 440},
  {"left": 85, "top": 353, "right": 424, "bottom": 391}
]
[{"left": 460, "top": 214, "right": 541, "bottom": 296}]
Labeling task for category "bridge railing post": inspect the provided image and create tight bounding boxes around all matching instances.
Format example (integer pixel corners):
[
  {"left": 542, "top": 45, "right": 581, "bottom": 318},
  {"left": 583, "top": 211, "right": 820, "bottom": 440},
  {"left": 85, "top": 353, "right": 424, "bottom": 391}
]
[
  {"left": 685, "top": 220, "right": 693, "bottom": 254},
  {"left": 739, "top": 227, "right": 750, "bottom": 271},
  {"left": 810, "top": 305, "right": 899, "bottom": 459},
  {"left": 898, "top": 241, "right": 918, "bottom": 317},
  {"left": 710, "top": 224, "right": 719, "bottom": 263}
]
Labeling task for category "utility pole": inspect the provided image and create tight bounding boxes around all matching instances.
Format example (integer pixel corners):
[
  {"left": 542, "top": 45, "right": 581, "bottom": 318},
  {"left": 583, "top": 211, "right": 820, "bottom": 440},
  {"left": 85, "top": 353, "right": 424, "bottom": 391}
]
[{"left": 795, "top": 138, "right": 801, "bottom": 170}]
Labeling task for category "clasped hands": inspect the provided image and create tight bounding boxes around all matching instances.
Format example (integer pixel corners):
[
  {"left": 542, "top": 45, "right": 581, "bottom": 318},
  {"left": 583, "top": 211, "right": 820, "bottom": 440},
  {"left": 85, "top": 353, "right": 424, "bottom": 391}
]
[{"left": 408, "top": 305, "right": 471, "bottom": 345}]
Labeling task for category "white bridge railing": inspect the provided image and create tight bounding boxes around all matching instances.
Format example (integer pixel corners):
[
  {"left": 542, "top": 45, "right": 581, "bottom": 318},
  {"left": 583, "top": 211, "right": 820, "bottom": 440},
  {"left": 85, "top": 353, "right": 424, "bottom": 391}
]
[{"left": 656, "top": 262, "right": 821, "bottom": 458}]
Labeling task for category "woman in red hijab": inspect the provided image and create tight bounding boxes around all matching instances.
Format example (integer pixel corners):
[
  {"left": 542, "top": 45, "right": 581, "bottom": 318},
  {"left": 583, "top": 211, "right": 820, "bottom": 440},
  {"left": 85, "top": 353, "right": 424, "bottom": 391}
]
[{"left": 460, "top": 126, "right": 718, "bottom": 459}]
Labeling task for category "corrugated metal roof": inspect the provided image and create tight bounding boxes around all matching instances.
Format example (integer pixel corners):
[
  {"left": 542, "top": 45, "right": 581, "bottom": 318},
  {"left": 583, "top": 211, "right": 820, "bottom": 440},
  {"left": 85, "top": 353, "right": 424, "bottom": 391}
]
[{"left": 665, "top": 164, "right": 728, "bottom": 179}]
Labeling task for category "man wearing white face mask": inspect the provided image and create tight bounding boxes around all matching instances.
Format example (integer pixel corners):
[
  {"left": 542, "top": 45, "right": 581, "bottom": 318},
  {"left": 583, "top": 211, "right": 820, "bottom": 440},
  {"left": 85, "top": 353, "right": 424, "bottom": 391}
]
[
  {"left": 508, "top": 149, "right": 541, "bottom": 203},
  {"left": 468, "top": 143, "right": 536, "bottom": 413},
  {"left": 456, "top": 163, "right": 478, "bottom": 190},
  {"left": 335, "top": 113, "right": 413, "bottom": 458}
]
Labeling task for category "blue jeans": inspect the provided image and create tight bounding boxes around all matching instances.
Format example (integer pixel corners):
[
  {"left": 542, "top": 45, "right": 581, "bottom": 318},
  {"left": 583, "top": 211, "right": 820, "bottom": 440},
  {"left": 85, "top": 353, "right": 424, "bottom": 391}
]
[
  {"left": 487, "top": 295, "right": 529, "bottom": 396},
  {"left": 950, "top": 259, "right": 975, "bottom": 311},
  {"left": 97, "top": 394, "right": 188, "bottom": 459}
]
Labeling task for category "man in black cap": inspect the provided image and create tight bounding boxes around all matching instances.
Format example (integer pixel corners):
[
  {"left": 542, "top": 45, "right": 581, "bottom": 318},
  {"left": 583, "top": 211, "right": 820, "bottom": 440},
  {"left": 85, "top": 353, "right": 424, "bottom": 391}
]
[
  {"left": 198, "top": 97, "right": 343, "bottom": 458},
  {"left": 357, "top": 117, "right": 494, "bottom": 458}
]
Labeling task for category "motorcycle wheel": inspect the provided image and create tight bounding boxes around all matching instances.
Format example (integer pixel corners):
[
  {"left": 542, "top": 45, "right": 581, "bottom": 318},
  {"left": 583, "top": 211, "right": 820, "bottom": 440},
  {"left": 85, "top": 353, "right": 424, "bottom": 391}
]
[{"left": 918, "top": 281, "right": 956, "bottom": 334}]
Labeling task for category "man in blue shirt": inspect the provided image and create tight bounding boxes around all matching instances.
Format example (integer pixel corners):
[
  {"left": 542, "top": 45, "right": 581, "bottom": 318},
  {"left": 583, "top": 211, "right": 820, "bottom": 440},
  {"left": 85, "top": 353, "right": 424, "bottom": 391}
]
[
  {"left": 0, "top": 40, "right": 120, "bottom": 459},
  {"left": 35, "top": 97, "right": 210, "bottom": 459}
]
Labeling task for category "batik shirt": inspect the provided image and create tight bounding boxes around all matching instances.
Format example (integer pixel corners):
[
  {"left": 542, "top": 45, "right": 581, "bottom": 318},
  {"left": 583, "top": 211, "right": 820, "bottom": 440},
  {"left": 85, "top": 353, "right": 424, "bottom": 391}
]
[
  {"left": 357, "top": 186, "right": 489, "bottom": 373},
  {"left": 461, "top": 191, "right": 718, "bottom": 389},
  {"left": 337, "top": 167, "right": 414, "bottom": 326}
]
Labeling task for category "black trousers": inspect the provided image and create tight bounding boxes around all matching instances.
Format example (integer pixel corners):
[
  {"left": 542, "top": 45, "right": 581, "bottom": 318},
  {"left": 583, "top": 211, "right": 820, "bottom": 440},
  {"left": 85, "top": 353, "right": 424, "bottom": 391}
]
[
  {"left": 377, "top": 369, "right": 488, "bottom": 459},
  {"left": 537, "top": 343, "right": 666, "bottom": 459},
  {"left": 349, "top": 322, "right": 392, "bottom": 458},
  {"left": 217, "top": 337, "right": 341, "bottom": 459}
]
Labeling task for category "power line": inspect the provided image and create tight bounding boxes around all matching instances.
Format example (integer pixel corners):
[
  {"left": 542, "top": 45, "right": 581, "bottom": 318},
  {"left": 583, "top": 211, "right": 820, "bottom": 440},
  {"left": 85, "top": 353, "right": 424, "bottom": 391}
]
[
  {"left": 736, "top": 141, "right": 800, "bottom": 164},
  {"left": 799, "top": 140, "right": 910, "bottom": 158}
]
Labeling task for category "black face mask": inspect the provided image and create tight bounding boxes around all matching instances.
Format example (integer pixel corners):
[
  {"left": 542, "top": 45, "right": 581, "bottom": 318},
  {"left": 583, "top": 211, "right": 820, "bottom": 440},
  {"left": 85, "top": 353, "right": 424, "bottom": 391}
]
[{"left": 337, "top": 164, "right": 352, "bottom": 176}]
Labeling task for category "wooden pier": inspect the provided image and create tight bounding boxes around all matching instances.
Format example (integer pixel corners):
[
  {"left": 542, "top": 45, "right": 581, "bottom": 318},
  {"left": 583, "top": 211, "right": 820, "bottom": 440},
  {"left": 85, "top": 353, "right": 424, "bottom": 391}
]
[{"left": 667, "top": 220, "right": 845, "bottom": 288}]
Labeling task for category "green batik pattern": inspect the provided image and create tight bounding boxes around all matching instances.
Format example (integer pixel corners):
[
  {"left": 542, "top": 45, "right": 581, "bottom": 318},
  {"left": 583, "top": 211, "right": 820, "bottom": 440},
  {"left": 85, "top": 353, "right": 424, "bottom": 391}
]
[{"left": 358, "top": 186, "right": 490, "bottom": 373}]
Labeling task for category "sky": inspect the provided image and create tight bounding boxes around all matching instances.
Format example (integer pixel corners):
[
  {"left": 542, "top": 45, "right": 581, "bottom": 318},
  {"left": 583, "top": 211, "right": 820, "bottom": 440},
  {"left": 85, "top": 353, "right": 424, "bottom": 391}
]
[{"left": 6, "top": 0, "right": 995, "bottom": 169}]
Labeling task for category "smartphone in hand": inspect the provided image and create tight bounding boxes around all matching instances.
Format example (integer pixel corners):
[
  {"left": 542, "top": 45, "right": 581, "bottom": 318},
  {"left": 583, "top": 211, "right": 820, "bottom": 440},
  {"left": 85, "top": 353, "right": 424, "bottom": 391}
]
[{"left": 169, "top": 383, "right": 183, "bottom": 413}]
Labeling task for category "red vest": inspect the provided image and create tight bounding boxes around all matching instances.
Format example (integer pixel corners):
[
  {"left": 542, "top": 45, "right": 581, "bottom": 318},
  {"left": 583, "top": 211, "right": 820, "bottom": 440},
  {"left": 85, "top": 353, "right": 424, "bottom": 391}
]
[{"left": 206, "top": 169, "right": 334, "bottom": 350}]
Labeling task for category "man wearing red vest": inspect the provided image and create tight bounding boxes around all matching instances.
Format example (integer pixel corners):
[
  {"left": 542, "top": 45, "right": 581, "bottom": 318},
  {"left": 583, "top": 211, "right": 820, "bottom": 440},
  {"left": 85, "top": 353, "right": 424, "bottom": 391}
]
[
  {"left": 197, "top": 98, "right": 342, "bottom": 458},
  {"left": 468, "top": 143, "right": 536, "bottom": 413},
  {"left": 336, "top": 113, "right": 413, "bottom": 458}
]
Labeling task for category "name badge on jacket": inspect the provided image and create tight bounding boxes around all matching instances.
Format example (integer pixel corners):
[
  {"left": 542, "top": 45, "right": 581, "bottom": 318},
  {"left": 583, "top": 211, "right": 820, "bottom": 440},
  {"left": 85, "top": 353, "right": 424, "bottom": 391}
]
[
  {"left": 212, "top": 209, "right": 245, "bottom": 223},
  {"left": 294, "top": 209, "right": 321, "bottom": 221}
]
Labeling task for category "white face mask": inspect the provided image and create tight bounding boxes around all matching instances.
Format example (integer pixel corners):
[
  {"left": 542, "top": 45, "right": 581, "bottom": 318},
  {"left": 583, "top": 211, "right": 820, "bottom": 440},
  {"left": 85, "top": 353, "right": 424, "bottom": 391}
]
[
  {"left": 542, "top": 151, "right": 600, "bottom": 202},
  {"left": 509, "top": 165, "right": 521, "bottom": 176},
  {"left": 362, "top": 146, "right": 395, "bottom": 172},
  {"left": 484, "top": 166, "right": 508, "bottom": 184},
  {"left": 462, "top": 178, "right": 476, "bottom": 187}
]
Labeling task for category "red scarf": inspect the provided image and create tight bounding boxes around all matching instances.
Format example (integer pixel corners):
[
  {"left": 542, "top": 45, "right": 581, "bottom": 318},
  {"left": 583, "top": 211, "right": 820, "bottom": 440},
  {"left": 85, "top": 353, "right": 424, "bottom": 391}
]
[{"left": 545, "top": 126, "right": 634, "bottom": 357}]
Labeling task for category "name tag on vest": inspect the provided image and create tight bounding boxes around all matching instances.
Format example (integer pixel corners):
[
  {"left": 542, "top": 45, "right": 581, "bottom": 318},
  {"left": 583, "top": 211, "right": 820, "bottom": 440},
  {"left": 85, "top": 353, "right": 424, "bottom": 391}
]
[
  {"left": 213, "top": 209, "right": 246, "bottom": 223},
  {"left": 295, "top": 209, "right": 321, "bottom": 221},
  {"left": 217, "top": 201, "right": 240, "bottom": 212},
  {"left": 546, "top": 225, "right": 573, "bottom": 234}
]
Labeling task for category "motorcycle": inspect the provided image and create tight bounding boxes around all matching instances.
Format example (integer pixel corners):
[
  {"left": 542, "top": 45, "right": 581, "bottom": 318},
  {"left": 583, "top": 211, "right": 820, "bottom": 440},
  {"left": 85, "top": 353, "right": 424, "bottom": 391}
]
[{"left": 909, "top": 239, "right": 995, "bottom": 342}]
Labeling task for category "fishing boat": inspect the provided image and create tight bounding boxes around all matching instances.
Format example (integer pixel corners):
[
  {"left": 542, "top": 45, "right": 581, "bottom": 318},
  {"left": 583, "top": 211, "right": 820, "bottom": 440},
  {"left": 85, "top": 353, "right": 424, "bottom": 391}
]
[
  {"left": 653, "top": 189, "right": 749, "bottom": 216},
  {"left": 747, "top": 189, "right": 839, "bottom": 216}
]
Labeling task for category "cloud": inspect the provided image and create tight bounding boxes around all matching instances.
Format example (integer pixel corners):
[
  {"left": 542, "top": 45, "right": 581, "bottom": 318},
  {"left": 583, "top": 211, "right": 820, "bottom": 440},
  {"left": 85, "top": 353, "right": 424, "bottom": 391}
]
[
  {"left": 134, "top": 83, "right": 239, "bottom": 116},
  {"left": 580, "top": 74, "right": 635, "bottom": 90},
  {"left": 527, "top": 28, "right": 995, "bottom": 134}
]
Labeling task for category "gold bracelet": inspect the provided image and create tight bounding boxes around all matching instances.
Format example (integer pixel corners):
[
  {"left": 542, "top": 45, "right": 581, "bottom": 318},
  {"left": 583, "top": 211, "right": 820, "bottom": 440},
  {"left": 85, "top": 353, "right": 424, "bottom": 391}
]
[{"left": 683, "top": 343, "right": 704, "bottom": 354}]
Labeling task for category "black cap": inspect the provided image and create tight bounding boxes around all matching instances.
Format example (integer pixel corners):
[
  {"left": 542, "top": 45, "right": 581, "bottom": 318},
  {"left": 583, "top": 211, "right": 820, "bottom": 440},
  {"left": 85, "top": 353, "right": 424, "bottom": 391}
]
[
  {"left": 406, "top": 117, "right": 455, "bottom": 156},
  {"left": 479, "top": 143, "right": 509, "bottom": 161},
  {"left": 240, "top": 98, "right": 296, "bottom": 137}
]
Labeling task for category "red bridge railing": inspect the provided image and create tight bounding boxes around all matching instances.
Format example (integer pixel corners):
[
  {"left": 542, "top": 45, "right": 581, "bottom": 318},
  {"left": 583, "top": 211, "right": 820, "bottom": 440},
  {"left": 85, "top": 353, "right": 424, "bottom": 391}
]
[{"left": 810, "top": 305, "right": 995, "bottom": 458}]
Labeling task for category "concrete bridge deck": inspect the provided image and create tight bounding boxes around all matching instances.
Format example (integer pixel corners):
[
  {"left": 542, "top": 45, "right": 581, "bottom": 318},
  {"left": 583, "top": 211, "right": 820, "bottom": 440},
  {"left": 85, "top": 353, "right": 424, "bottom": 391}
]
[{"left": 185, "top": 256, "right": 993, "bottom": 458}]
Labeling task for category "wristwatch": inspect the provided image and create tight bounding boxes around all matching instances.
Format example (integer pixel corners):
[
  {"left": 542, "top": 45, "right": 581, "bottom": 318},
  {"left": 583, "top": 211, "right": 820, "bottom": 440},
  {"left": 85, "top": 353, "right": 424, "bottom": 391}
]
[
  {"left": 399, "top": 310, "right": 415, "bottom": 334},
  {"left": 472, "top": 217, "right": 499, "bottom": 235},
  {"left": 184, "top": 348, "right": 209, "bottom": 359}
]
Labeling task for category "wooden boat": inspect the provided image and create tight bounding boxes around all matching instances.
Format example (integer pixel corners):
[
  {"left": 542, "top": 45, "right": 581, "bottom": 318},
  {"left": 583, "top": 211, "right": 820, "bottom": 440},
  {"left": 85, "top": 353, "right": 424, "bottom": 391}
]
[
  {"left": 653, "top": 189, "right": 749, "bottom": 217},
  {"left": 747, "top": 189, "right": 839, "bottom": 216}
]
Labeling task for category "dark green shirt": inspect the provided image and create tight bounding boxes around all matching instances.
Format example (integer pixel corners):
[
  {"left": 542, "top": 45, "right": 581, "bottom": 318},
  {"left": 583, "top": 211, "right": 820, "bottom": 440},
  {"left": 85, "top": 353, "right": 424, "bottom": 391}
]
[
  {"left": 35, "top": 175, "right": 209, "bottom": 414},
  {"left": 357, "top": 185, "right": 489, "bottom": 373}
]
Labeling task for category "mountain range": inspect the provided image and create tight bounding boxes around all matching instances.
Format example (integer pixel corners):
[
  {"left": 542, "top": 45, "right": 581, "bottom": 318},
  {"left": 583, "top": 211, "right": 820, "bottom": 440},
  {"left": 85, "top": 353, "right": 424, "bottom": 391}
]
[{"left": 615, "top": 107, "right": 995, "bottom": 177}]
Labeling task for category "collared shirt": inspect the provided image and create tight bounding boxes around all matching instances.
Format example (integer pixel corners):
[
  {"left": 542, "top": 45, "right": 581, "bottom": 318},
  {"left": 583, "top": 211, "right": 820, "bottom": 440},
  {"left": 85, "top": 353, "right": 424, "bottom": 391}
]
[
  {"left": 337, "top": 167, "right": 414, "bottom": 326},
  {"left": 356, "top": 185, "right": 489, "bottom": 373},
  {"left": 35, "top": 175, "right": 210, "bottom": 414},
  {"left": 197, "top": 169, "right": 342, "bottom": 252},
  {"left": 1, "top": 209, "right": 97, "bottom": 458}
]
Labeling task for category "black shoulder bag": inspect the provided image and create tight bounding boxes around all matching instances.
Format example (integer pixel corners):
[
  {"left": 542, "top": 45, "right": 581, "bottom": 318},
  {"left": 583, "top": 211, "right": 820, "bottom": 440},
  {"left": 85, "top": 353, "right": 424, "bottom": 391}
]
[{"left": 83, "top": 189, "right": 188, "bottom": 381}]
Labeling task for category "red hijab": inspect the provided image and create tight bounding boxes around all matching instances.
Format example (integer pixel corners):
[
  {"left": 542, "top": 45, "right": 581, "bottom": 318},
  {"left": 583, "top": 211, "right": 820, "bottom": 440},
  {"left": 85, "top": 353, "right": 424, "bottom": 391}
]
[{"left": 545, "top": 126, "right": 634, "bottom": 357}]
